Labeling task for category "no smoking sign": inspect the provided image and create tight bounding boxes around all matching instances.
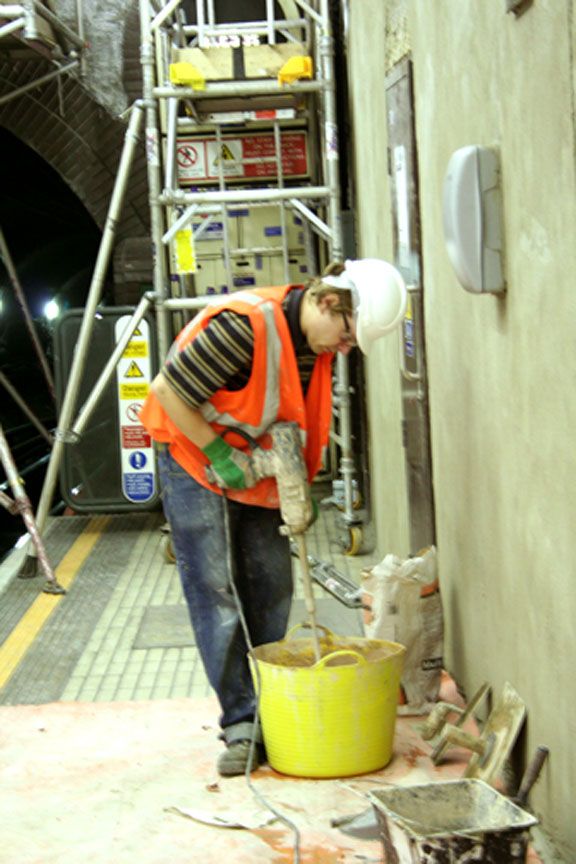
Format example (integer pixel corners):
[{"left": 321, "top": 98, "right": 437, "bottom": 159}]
[
  {"left": 126, "top": 402, "right": 142, "bottom": 423},
  {"left": 176, "top": 142, "right": 206, "bottom": 179}
]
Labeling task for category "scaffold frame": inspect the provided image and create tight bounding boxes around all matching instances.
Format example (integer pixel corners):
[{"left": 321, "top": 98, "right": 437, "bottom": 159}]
[
  {"left": 138, "top": 0, "right": 360, "bottom": 541},
  {"left": 14, "top": 0, "right": 363, "bottom": 579}
]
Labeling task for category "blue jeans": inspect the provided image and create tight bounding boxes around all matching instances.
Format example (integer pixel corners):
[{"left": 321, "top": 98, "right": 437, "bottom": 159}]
[{"left": 157, "top": 449, "right": 293, "bottom": 743}]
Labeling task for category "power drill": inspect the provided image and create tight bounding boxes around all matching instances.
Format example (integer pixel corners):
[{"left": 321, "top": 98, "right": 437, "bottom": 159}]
[{"left": 251, "top": 422, "right": 312, "bottom": 536}]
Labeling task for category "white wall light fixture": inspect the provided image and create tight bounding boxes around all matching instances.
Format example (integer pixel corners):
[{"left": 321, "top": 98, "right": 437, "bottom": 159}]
[{"left": 442, "top": 145, "right": 505, "bottom": 294}]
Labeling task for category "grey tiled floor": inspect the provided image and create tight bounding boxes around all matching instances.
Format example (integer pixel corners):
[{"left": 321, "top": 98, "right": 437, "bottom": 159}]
[{"left": 0, "top": 501, "right": 375, "bottom": 706}]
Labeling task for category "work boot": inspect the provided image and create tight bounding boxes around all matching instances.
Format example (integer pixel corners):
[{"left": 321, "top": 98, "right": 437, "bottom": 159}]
[{"left": 217, "top": 740, "right": 266, "bottom": 777}]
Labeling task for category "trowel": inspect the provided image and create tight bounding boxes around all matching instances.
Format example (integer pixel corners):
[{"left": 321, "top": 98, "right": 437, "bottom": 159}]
[{"left": 423, "top": 681, "right": 528, "bottom": 785}]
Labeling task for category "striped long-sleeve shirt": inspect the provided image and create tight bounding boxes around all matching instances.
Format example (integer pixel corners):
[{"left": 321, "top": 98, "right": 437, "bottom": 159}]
[{"left": 161, "top": 287, "right": 317, "bottom": 409}]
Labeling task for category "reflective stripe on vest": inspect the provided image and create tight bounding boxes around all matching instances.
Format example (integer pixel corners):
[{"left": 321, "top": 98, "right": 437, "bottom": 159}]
[{"left": 138, "top": 285, "right": 332, "bottom": 507}]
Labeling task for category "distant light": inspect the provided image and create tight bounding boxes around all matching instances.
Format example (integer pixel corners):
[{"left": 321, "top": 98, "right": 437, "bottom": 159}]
[
  {"left": 44, "top": 299, "right": 60, "bottom": 320},
  {"left": 15, "top": 533, "right": 30, "bottom": 549}
]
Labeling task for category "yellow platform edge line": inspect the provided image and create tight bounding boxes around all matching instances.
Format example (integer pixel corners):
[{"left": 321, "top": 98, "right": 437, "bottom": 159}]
[{"left": 0, "top": 515, "right": 111, "bottom": 689}]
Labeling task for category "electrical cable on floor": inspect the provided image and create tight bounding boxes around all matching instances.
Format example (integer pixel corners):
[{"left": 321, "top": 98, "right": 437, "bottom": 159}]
[{"left": 222, "top": 494, "right": 302, "bottom": 864}]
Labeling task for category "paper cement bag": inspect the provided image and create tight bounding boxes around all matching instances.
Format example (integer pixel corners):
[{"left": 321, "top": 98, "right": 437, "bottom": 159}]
[{"left": 361, "top": 546, "right": 443, "bottom": 715}]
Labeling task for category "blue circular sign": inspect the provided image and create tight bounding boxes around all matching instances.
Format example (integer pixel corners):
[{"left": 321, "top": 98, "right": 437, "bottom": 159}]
[{"left": 128, "top": 451, "right": 147, "bottom": 469}]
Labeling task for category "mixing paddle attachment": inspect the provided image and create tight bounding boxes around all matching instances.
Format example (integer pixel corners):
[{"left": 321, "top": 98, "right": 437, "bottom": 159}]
[{"left": 295, "top": 533, "right": 321, "bottom": 662}]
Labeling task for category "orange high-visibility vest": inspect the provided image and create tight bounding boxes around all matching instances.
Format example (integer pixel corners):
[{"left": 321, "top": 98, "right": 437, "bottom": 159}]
[{"left": 139, "top": 285, "right": 334, "bottom": 508}]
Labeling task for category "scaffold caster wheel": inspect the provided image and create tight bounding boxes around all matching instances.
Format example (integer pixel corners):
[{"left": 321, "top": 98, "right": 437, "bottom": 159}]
[
  {"left": 164, "top": 536, "right": 176, "bottom": 564},
  {"left": 344, "top": 526, "right": 363, "bottom": 556},
  {"left": 336, "top": 496, "right": 363, "bottom": 512}
]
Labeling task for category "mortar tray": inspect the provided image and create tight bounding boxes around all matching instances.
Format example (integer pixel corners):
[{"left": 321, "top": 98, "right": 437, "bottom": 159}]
[{"left": 369, "top": 778, "right": 538, "bottom": 864}]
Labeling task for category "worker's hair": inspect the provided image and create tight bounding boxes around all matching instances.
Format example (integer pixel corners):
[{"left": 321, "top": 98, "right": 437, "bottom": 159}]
[{"left": 305, "top": 262, "right": 352, "bottom": 315}]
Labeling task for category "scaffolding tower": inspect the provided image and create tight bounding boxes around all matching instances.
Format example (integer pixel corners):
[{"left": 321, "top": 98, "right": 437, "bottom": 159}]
[
  {"left": 139, "top": 0, "right": 363, "bottom": 552},
  {"left": 12, "top": 0, "right": 365, "bottom": 578}
]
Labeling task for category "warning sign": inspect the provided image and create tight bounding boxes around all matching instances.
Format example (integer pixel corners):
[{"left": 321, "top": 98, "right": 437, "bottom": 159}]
[
  {"left": 122, "top": 341, "right": 148, "bottom": 358},
  {"left": 121, "top": 426, "right": 151, "bottom": 448},
  {"left": 119, "top": 382, "right": 149, "bottom": 400},
  {"left": 124, "top": 360, "right": 145, "bottom": 379},
  {"left": 242, "top": 134, "right": 308, "bottom": 178},
  {"left": 126, "top": 402, "right": 143, "bottom": 423},
  {"left": 206, "top": 139, "right": 243, "bottom": 178},
  {"left": 177, "top": 144, "right": 199, "bottom": 167},
  {"left": 219, "top": 143, "right": 236, "bottom": 162},
  {"left": 177, "top": 132, "right": 309, "bottom": 184},
  {"left": 115, "top": 316, "right": 155, "bottom": 504},
  {"left": 175, "top": 142, "right": 206, "bottom": 180}
]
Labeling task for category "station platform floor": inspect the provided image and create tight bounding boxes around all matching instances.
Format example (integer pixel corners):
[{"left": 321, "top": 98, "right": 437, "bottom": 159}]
[{"left": 0, "top": 503, "right": 545, "bottom": 863}]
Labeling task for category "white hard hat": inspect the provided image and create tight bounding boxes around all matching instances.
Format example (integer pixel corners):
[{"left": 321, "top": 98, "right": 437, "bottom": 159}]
[{"left": 323, "top": 258, "right": 407, "bottom": 354}]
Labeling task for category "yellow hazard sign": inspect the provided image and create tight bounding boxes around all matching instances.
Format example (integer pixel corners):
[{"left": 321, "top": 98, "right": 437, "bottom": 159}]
[
  {"left": 123, "top": 341, "right": 148, "bottom": 358},
  {"left": 124, "top": 361, "right": 145, "bottom": 379},
  {"left": 217, "top": 143, "right": 236, "bottom": 162},
  {"left": 120, "top": 382, "right": 149, "bottom": 400}
]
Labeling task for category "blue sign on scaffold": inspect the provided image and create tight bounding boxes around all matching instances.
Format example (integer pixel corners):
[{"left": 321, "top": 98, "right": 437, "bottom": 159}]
[
  {"left": 122, "top": 471, "right": 155, "bottom": 503},
  {"left": 128, "top": 451, "right": 147, "bottom": 470}
]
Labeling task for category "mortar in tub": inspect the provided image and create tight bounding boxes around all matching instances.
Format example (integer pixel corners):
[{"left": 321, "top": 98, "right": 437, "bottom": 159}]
[{"left": 249, "top": 625, "right": 406, "bottom": 777}]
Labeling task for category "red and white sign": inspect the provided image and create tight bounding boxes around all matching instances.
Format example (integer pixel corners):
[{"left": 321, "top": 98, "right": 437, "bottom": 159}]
[
  {"left": 126, "top": 402, "right": 143, "bottom": 423},
  {"left": 176, "top": 131, "right": 309, "bottom": 184},
  {"left": 121, "top": 426, "right": 151, "bottom": 448},
  {"left": 176, "top": 142, "right": 207, "bottom": 180}
]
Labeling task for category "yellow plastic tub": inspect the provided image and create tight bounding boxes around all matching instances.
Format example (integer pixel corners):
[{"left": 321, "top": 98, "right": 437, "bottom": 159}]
[{"left": 249, "top": 626, "right": 406, "bottom": 778}]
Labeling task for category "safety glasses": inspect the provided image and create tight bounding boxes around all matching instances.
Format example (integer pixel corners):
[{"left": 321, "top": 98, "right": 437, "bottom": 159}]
[{"left": 340, "top": 311, "right": 357, "bottom": 347}]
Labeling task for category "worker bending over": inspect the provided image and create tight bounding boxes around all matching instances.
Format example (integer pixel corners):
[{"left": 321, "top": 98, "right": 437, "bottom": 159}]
[{"left": 140, "top": 259, "right": 407, "bottom": 776}]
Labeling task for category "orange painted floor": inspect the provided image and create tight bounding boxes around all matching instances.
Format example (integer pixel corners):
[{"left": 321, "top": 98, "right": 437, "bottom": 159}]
[
  {"left": 0, "top": 512, "right": 546, "bottom": 862},
  {"left": 0, "top": 682, "right": 544, "bottom": 863}
]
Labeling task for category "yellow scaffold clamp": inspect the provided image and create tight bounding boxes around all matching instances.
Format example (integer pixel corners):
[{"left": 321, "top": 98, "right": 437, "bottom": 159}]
[
  {"left": 278, "top": 56, "right": 313, "bottom": 86},
  {"left": 169, "top": 62, "right": 206, "bottom": 91}
]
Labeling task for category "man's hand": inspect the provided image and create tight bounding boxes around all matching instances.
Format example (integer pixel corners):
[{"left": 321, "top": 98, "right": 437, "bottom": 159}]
[{"left": 202, "top": 436, "right": 257, "bottom": 490}]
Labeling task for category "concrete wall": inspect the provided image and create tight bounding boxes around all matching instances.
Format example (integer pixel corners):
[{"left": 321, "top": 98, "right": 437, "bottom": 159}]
[
  {"left": 348, "top": 0, "right": 576, "bottom": 859},
  {"left": 54, "top": 0, "right": 133, "bottom": 114},
  {"left": 347, "top": 0, "right": 411, "bottom": 557}
]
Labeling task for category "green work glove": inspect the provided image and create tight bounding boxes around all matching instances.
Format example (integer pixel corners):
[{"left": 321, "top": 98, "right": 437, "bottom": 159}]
[{"left": 202, "top": 436, "right": 257, "bottom": 490}]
